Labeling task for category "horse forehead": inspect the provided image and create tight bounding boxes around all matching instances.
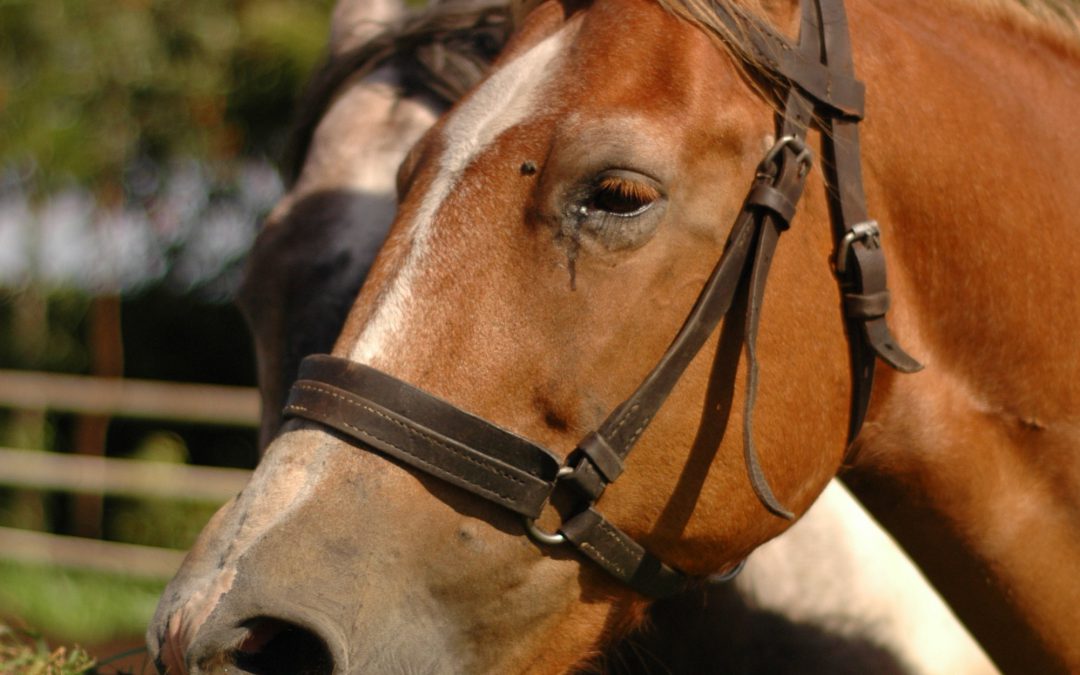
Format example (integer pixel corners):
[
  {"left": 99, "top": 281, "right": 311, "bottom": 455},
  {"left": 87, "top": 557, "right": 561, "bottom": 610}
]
[
  {"left": 437, "top": 25, "right": 570, "bottom": 177},
  {"left": 347, "top": 25, "right": 573, "bottom": 366}
]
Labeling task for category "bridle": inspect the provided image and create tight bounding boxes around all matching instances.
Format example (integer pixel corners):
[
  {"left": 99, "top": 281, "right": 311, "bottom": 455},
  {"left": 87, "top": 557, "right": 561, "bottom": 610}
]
[{"left": 283, "top": 0, "right": 921, "bottom": 598}]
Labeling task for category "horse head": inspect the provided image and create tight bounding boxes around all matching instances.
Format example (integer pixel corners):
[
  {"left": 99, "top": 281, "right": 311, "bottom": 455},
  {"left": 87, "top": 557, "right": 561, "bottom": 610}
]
[{"left": 149, "top": 0, "right": 887, "bottom": 671}]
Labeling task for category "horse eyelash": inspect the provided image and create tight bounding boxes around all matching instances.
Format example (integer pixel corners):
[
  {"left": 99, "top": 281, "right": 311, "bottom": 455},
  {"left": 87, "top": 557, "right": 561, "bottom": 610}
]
[{"left": 595, "top": 176, "right": 662, "bottom": 205}]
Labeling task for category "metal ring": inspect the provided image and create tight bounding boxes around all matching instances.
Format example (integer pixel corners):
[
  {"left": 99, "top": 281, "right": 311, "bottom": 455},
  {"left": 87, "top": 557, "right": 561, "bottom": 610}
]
[
  {"left": 835, "top": 220, "right": 880, "bottom": 274},
  {"left": 709, "top": 558, "right": 747, "bottom": 583},
  {"left": 522, "top": 466, "right": 574, "bottom": 547},
  {"left": 758, "top": 135, "right": 813, "bottom": 178},
  {"left": 523, "top": 517, "right": 566, "bottom": 546}
]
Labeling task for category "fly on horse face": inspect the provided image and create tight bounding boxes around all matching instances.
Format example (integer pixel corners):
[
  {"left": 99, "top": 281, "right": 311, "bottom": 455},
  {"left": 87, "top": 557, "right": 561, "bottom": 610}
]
[{"left": 150, "top": 0, "right": 1079, "bottom": 672}]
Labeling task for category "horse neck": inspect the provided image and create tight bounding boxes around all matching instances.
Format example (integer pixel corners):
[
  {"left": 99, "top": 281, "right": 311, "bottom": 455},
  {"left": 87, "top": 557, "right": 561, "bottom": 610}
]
[{"left": 840, "top": 1, "right": 1080, "bottom": 672}]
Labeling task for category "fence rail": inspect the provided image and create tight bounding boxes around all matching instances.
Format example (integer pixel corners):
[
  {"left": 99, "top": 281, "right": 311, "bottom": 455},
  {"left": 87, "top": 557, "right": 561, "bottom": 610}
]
[
  {"left": 0, "top": 447, "right": 251, "bottom": 502},
  {"left": 0, "top": 369, "right": 259, "bottom": 427},
  {"left": 0, "top": 526, "right": 186, "bottom": 578},
  {"left": 0, "top": 370, "right": 260, "bottom": 577}
]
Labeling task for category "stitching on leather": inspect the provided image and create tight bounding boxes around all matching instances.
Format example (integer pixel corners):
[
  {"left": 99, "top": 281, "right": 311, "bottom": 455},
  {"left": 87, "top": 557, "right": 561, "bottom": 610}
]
[
  {"left": 609, "top": 403, "right": 640, "bottom": 451},
  {"left": 611, "top": 403, "right": 638, "bottom": 434},
  {"left": 596, "top": 518, "right": 638, "bottom": 561},
  {"left": 288, "top": 385, "right": 533, "bottom": 505},
  {"left": 626, "top": 415, "right": 651, "bottom": 447},
  {"left": 288, "top": 400, "right": 518, "bottom": 506},
  {"left": 294, "top": 383, "right": 526, "bottom": 486},
  {"left": 579, "top": 542, "right": 626, "bottom": 577}
]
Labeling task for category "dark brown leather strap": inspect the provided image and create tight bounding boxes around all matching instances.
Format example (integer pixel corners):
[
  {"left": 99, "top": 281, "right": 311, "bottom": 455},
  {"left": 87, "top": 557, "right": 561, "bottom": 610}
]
[
  {"left": 285, "top": 356, "right": 690, "bottom": 597},
  {"left": 561, "top": 508, "right": 685, "bottom": 598},
  {"left": 739, "top": 35, "right": 818, "bottom": 518},
  {"left": 810, "top": 0, "right": 923, "bottom": 444},
  {"left": 286, "top": 356, "right": 561, "bottom": 518}
]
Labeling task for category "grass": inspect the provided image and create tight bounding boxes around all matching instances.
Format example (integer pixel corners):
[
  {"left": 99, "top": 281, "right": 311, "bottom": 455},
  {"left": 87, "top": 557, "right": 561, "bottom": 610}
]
[
  {"left": 0, "top": 623, "right": 96, "bottom": 674},
  {"left": 0, "top": 561, "right": 165, "bottom": 645}
]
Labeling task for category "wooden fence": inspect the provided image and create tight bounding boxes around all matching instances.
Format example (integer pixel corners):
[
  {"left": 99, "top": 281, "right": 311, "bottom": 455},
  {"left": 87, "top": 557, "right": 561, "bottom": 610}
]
[
  {"left": 0, "top": 371, "right": 257, "bottom": 578},
  {"left": 0, "top": 370, "right": 259, "bottom": 427}
]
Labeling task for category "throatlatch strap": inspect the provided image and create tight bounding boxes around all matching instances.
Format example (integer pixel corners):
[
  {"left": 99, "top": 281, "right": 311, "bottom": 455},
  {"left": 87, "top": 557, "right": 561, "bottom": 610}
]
[{"left": 811, "top": 0, "right": 922, "bottom": 444}]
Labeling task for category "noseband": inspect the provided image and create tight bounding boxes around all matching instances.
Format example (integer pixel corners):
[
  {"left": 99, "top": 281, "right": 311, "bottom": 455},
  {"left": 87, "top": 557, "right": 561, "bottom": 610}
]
[{"left": 284, "top": 0, "right": 921, "bottom": 598}]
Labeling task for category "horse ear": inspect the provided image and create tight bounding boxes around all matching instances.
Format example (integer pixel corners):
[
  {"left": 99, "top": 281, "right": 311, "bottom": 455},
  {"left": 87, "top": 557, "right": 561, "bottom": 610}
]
[{"left": 329, "top": 0, "right": 405, "bottom": 54}]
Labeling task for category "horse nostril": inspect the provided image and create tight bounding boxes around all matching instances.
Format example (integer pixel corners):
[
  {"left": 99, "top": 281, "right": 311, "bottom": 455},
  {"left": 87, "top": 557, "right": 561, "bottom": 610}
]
[{"left": 232, "top": 617, "right": 334, "bottom": 675}]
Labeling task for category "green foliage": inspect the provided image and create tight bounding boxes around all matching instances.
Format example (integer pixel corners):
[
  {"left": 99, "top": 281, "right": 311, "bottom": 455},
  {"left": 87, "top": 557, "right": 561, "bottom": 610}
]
[
  {"left": 107, "top": 495, "right": 220, "bottom": 551},
  {"left": 0, "top": 0, "right": 334, "bottom": 195},
  {"left": 0, "top": 289, "right": 91, "bottom": 372},
  {"left": 0, "top": 563, "right": 165, "bottom": 645},
  {"left": 0, "top": 623, "right": 96, "bottom": 675},
  {"left": 107, "top": 432, "right": 221, "bottom": 550},
  {"left": 0, "top": 0, "right": 314, "bottom": 653}
]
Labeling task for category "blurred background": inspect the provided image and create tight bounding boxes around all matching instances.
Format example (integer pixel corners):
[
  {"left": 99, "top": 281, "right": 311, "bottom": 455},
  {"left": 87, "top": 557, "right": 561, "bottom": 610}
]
[{"left": 0, "top": 0, "right": 335, "bottom": 669}]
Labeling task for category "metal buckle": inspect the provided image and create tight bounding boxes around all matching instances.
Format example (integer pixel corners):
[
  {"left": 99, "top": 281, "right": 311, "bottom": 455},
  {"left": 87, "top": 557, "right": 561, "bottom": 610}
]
[
  {"left": 835, "top": 220, "right": 880, "bottom": 275},
  {"left": 523, "top": 517, "right": 566, "bottom": 546},
  {"left": 709, "top": 558, "right": 747, "bottom": 583},
  {"left": 522, "top": 467, "right": 573, "bottom": 547},
  {"left": 757, "top": 135, "right": 814, "bottom": 180}
]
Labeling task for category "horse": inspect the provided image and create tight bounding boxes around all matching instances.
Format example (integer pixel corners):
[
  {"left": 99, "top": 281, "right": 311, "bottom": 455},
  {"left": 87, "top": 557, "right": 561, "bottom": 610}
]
[
  {"left": 231, "top": 2, "right": 995, "bottom": 672},
  {"left": 150, "top": 0, "right": 1078, "bottom": 672},
  {"left": 237, "top": 0, "right": 1000, "bottom": 671}
]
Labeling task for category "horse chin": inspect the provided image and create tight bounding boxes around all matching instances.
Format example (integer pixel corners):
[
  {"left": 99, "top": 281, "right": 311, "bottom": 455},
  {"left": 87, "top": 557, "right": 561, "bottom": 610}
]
[{"left": 147, "top": 427, "right": 597, "bottom": 674}]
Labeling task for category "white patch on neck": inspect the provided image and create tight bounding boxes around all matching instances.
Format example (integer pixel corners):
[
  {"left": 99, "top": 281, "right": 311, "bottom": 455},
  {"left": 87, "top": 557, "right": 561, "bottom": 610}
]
[{"left": 350, "top": 27, "right": 568, "bottom": 366}]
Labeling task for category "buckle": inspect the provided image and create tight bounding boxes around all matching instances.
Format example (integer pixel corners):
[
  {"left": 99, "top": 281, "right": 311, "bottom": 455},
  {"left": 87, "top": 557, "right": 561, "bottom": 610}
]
[
  {"left": 522, "top": 466, "right": 573, "bottom": 547},
  {"left": 523, "top": 516, "right": 566, "bottom": 546},
  {"left": 710, "top": 558, "right": 747, "bottom": 583},
  {"left": 835, "top": 220, "right": 880, "bottom": 275},
  {"left": 757, "top": 135, "right": 814, "bottom": 180}
]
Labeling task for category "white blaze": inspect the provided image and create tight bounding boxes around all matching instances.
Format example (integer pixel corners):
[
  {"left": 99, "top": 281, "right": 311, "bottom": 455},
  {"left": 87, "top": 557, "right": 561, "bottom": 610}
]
[{"left": 350, "top": 27, "right": 569, "bottom": 365}]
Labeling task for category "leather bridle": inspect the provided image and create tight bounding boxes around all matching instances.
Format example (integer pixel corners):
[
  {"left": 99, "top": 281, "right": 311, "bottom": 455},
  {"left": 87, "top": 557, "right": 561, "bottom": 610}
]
[{"left": 283, "top": 0, "right": 921, "bottom": 598}]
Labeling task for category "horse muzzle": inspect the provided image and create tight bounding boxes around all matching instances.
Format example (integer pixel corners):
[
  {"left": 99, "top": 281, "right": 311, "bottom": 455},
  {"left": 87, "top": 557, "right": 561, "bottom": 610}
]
[
  {"left": 146, "top": 427, "right": 496, "bottom": 675},
  {"left": 152, "top": 602, "right": 343, "bottom": 675},
  {"left": 146, "top": 494, "right": 351, "bottom": 675}
]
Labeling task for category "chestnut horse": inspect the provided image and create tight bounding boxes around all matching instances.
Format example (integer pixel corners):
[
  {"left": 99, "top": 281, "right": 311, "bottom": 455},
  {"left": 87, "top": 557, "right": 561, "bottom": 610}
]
[
  {"left": 151, "top": 0, "right": 1078, "bottom": 672},
  {"left": 230, "top": 2, "right": 994, "bottom": 673}
]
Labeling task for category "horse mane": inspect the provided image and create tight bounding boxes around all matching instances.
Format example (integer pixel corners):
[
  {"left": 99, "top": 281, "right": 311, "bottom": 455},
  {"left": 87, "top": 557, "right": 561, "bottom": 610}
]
[
  {"left": 649, "top": 0, "right": 1080, "bottom": 68},
  {"left": 285, "top": 0, "right": 1078, "bottom": 184},
  {"left": 510, "top": 0, "right": 1080, "bottom": 67},
  {"left": 283, "top": 0, "right": 512, "bottom": 185}
]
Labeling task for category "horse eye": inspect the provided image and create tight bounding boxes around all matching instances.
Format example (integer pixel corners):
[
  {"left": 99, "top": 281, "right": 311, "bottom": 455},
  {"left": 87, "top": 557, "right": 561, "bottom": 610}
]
[{"left": 588, "top": 175, "right": 661, "bottom": 217}]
